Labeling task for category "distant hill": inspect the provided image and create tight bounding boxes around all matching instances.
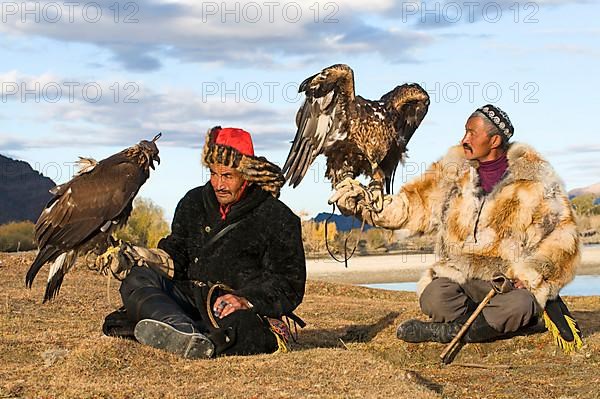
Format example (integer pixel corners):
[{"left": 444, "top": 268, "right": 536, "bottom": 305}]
[
  {"left": 0, "top": 154, "right": 55, "bottom": 225},
  {"left": 569, "top": 182, "right": 600, "bottom": 199},
  {"left": 312, "top": 212, "right": 372, "bottom": 232}
]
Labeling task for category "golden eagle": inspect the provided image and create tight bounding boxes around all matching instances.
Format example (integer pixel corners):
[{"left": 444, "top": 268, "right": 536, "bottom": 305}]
[
  {"left": 25, "top": 134, "right": 161, "bottom": 302},
  {"left": 283, "top": 64, "right": 430, "bottom": 211}
]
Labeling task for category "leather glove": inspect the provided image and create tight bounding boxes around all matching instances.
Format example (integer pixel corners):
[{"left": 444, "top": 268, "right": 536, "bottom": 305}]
[
  {"left": 95, "top": 241, "right": 175, "bottom": 280},
  {"left": 131, "top": 245, "right": 175, "bottom": 279},
  {"left": 328, "top": 180, "right": 372, "bottom": 216}
]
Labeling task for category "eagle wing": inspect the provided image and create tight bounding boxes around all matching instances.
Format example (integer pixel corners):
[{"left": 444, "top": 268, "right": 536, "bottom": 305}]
[
  {"left": 26, "top": 155, "right": 147, "bottom": 301},
  {"left": 379, "top": 84, "right": 430, "bottom": 193},
  {"left": 283, "top": 64, "right": 355, "bottom": 187},
  {"left": 392, "top": 84, "right": 429, "bottom": 148}
]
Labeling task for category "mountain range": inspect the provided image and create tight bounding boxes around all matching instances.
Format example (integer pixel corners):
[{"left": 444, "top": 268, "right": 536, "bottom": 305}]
[
  {"left": 312, "top": 212, "right": 373, "bottom": 232},
  {"left": 568, "top": 183, "right": 600, "bottom": 199},
  {"left": 0, "top": 154, "right": 55, "bottom": 225}
]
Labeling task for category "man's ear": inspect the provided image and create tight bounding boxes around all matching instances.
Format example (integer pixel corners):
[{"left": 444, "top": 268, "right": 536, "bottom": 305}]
[{"left": 491, "top": 134, "right": 502, "bottom": 149}]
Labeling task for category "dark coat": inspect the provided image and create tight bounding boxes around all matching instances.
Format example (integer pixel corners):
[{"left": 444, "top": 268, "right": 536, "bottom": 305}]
[{"left": 158, "top": 183, "right": 306, "bottom": 318}]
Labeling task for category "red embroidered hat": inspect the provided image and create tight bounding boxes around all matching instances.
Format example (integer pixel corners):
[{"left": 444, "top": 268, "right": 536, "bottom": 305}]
[
  {"left": 214, "top": 127, "right": 255, "bottom": 156},
  {"left": 202, "top": 126, "right": 284, "bottom": 197}
]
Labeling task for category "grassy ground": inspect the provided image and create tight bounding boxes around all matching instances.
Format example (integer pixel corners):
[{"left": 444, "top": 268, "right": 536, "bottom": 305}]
[{"left": 1, "top": 252, "right": 599, "bottom": 398}]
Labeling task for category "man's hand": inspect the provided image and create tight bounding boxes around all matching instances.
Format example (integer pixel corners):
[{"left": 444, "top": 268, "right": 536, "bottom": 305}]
[
  {"left": 512, "top": 278, "right": 526, "bottom": 289},
  {"left": 213, "top": 294, "right": 253, "bottom": 318},
  {"left": 328, "top": 180, "right": 371, "bottom": 216}
]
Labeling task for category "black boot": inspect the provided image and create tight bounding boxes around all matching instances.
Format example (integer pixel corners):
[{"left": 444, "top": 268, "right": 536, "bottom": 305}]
[
  {"left": 396, "top": 319, "right": 463, "bottom": 343},
  {"left": 461, "top": 314, "right": 503, "bottom": 343},
  {"left": 396, "top": 314, "right": 503, "bottom": 344},
  {"left": 134, "top": 319, "right": 215, "bottom": 359},
  {"left": 103, "top": 307, "right": 136, "bottom": 339}
]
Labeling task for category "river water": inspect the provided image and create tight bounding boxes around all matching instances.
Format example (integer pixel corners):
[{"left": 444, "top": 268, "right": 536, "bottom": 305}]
[{"left": 363, "top": 275, "right": 600, "bottom": 296}]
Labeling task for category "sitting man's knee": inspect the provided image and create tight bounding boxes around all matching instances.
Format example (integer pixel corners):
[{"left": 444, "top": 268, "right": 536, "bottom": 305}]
[
  {"left": 506, "top": 289, "right": 540, "bottom": 318},
  {"left": 119, "top": 266, "right": 161, "bottom": 296},
  {"left": 484, "top": 289, "right": 540, "bottom": 333},
  {"left": 419, "top": 278, "right": 472, "bottom": 322}
]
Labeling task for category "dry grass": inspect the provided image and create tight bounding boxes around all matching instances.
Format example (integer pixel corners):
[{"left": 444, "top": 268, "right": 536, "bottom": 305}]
[{"left": 1, "top": 252, "right": 600, "bottom": 399}]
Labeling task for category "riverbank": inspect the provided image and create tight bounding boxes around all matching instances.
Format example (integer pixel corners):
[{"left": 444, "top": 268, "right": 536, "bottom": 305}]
[{"left": 307, "top": 245, "right": 600, "bottom": 284}]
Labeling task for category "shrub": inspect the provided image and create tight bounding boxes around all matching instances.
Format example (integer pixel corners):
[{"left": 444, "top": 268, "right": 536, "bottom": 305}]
[
  {"left": 301, "top": 220, "right": 338, "bottom": 255},
  {"left": 572, "top": 194, "right": 600, "bottom": 216},
  {"left": 365, "top": 228, "right": 388, "bottom": 250},
  {"left": 0, "top": 221, "right": 36, "bottom": 252},
  {"left": 116, "top": 198, "right": 170, "bottom": 248}
]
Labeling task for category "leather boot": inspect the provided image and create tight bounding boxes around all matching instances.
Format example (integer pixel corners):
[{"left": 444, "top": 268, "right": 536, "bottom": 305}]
[
  {"left": 397, "top": 314, "right": 503, "bottom": 344},
  {"left": 461, "top": 313, "right": 503, "bottom": 343},
  {"left": 396, "top": 319, "right": 463, "bottom": 343},
  {"left": 102, "top": 306, "right": 136, "bottom": 339},
  {"left": 134, "top": 319, "right": 215, "bottom": 359}
]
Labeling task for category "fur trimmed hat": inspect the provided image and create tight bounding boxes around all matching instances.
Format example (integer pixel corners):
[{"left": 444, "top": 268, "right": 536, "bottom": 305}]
[{"left": 202, "top": 126, "right": 285, "bottom": 198}]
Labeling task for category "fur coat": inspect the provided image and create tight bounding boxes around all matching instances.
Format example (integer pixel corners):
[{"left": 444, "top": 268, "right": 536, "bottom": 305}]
[{"left": 362, "top": 143, "right": 580, "bottom": 308}]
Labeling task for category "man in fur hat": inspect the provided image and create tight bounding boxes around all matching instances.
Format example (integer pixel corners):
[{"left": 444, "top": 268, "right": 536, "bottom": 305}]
[
  {"left": 330, "top": 104, "right": 580, "bottom": 344},
  {"left": 103, "top": 127, "right": 306, "bottom": 359}
]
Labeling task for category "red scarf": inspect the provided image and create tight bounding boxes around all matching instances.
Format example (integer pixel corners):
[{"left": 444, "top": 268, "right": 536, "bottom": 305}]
[{"left": 218, "top": 181, "right": 248, "bottom": 220}]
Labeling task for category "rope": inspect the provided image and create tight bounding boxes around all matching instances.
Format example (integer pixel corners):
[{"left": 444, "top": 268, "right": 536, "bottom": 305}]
[
  {"left": 206, "top": 282, "right": 234, "bottom": 329},
  {"left": 324, "top": 203, "right": 366, "bottom": 268}
]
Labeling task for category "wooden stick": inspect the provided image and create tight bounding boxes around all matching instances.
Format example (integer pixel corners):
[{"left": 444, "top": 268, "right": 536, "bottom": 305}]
[
  {"left": 450, "top": 362, "right": 513, "bottom": 370},
  {"left": 440, "top": 288, "right": 496, "bottom": 364}
]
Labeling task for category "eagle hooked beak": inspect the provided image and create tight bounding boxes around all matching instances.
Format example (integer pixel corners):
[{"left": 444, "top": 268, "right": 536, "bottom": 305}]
[
  {"left": 150, "top": 154, "right": 160, "bottom": 169},
  {"left": 149, "top": 132, "right": 161, "bottom": 169}
]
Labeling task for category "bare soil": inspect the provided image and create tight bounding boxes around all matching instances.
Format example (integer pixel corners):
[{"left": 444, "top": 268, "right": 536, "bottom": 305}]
[{"left": 1, "top": 252, "right": 599, "bottom": 398}]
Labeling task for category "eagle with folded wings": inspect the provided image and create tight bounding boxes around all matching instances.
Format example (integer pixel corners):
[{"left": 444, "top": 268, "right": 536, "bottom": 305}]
[
  {"left": 283, "top": 64, "right": 430, "bottom": 211},
  {"left": 25, "top": 134, "right": 161, "bottom": 302}
]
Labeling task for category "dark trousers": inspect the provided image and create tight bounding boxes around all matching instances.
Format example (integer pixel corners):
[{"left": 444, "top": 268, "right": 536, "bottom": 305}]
[
  {"left": 419, "top": 277, "right": 541, "bottom": 333},
  {"left": 119, "top": 266, "right": 278, "bottom": 356}
]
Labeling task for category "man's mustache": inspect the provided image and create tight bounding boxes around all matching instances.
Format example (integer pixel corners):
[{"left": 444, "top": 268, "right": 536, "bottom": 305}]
[{"left": 463, "top": 143, "right": 472, "bottom": 152}]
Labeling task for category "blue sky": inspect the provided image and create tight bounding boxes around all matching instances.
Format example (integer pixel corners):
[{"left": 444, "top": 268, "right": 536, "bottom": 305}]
[{"left": 1, "top": 0, "right": 598, "bottom": 222}]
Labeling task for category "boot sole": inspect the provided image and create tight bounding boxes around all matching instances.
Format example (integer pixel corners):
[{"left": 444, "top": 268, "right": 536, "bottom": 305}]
[{"left": 134, "top": 319, "right": 215, "bottom": 359}]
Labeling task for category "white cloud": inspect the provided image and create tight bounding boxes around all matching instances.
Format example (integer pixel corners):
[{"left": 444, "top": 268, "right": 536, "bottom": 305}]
[
  {"left": 0, "top": 69, "right": 299, "bottom": 150},
  {"left": 546, "top": 144, "right": 600, "bottom": 157},
  {"left": 0, "top": 0, "right": 433, "bottom": 70},
  {"left": 545, "top": 44, "right": 600, "bottom": 57}
]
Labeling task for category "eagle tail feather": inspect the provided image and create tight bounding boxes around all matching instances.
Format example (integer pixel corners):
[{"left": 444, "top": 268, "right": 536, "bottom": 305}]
[
  {"left": 25, "top": 246, "right": 61, "bottom": 288},
  {"left": 43, "top": 250, "right": 77, "bottom": 303}
]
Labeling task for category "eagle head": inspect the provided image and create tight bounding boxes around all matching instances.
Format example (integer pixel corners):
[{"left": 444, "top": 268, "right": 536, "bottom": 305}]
[
  {"left": 137, "top": 132, "right": 161, "bottom": 170},
  {"left": 384, "top": 84, "right": 430, "bottom": 114}
]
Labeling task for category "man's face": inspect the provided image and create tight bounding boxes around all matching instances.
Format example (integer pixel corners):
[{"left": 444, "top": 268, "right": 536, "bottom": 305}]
[
  {"left": 210, "top": 163, "right": 246, "bottom": 206},
  {"left": 461, "top": 117, "right": 498, "bottom": 162}
]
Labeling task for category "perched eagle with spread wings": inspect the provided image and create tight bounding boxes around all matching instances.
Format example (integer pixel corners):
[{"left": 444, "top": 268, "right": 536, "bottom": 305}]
[
  {"left": 283, "top": 64, "right": 430, "bottom": 211},
  {"left": 25, "top": 134, "right": 161, "bottom": 302}
]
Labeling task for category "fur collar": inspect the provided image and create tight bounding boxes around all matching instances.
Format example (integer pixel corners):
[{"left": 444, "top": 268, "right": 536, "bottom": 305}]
[
  {"left": 445, "top": 142, "right": 556, "bottom": 195},
  {"left": 505, "top": 142, "right": 549, "bottom": 182}
]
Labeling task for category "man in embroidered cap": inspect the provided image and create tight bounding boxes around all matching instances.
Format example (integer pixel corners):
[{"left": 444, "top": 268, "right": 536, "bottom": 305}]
[
  {"left": 330, "top": 105, "right": 580, "bottom": 346},
  {"left": 103, "top": 127, "right": 306, "bottom": 359}
]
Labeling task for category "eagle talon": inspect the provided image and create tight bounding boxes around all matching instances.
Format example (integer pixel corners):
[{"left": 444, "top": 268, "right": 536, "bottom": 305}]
[
  {"left": 367, "top": 186, "right": 385, "bottom": 213},
  {"left": 94, "top": 242, "right": 123, "bottom": 275}
]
